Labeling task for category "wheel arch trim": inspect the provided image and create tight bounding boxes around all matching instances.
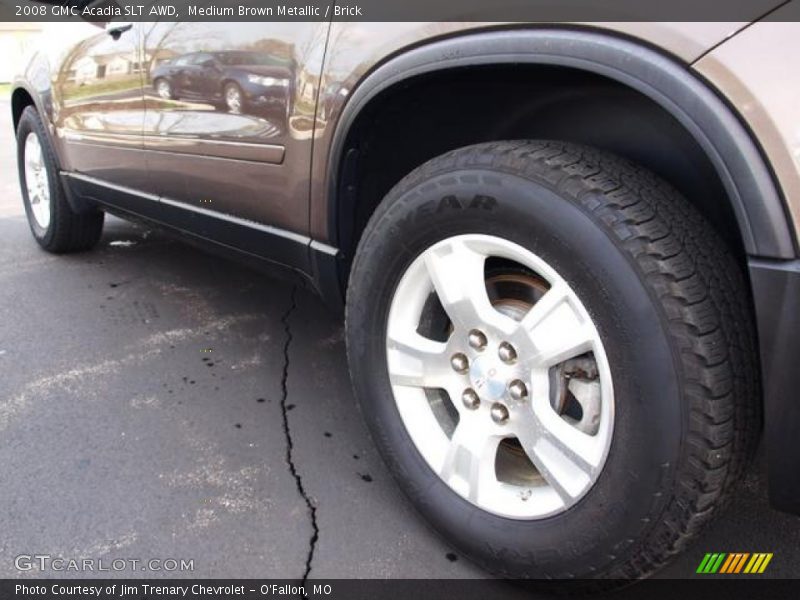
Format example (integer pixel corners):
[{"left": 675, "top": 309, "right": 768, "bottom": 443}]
[
  {"left": 11, "top": 81, "right": 44, "bottom": 132},
  {"left": 326, "top": 28, "right": 796, "bottom": 260}
]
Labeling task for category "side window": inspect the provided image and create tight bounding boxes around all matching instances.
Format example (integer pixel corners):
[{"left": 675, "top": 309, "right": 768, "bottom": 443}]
[{"left": 173, "top": 56, "right": 190, "bottom": 67}]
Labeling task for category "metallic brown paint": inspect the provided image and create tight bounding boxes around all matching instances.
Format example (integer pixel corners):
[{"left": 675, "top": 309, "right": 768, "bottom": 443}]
[{"left": 20, "top": 21, "right": 784, "bottom": 249}]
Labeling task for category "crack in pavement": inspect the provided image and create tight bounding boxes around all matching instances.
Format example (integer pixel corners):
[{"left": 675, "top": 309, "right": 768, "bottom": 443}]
[{"left": 278, "top": 286, "right": 319, "bottom": 586}]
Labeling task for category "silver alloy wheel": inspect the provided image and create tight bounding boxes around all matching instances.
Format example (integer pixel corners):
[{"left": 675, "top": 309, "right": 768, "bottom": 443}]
[
  {"left": 386, "top": 234, "right": 614, "bottom": 519},
  {"left": 23, "top": 132, "right": 51, "bottom": 229},
  {"left": 156, "top": 79, "right": 171, "bottom": 99},
  {"left": 225, "top": 85, "right": 242, "bottom": 113}
]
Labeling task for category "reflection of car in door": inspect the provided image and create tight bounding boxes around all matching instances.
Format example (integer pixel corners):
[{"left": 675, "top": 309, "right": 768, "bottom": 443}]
[
  {"left": 150, "top": 51, "right": 293, "bottom": 116},
  {"left": 151, "top": 54, "right": 187, "bottom": 99},
  {"left": 37, "top": 22, "right": 148, "bottom": 193}
]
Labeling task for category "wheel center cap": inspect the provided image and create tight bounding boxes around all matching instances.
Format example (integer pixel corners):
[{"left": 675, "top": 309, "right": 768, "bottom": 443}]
[{"left": 469, "top": 355, "right": 510, "bottom": 401}]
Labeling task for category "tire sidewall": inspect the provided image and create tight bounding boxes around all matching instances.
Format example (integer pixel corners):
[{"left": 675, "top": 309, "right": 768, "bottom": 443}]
[{"left": 346, "top": 169, "right": 685, "bottom": 577}]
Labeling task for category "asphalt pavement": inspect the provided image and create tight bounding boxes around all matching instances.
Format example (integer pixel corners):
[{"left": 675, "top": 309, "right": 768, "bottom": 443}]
[{"left": 0, "top": 97, "right": 798, "bottom": 582}]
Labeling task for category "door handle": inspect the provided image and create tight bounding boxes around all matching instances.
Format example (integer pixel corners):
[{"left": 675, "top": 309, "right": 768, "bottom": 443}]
[{"left": 106, "top": 23, "right": 133, "bottom": 41}]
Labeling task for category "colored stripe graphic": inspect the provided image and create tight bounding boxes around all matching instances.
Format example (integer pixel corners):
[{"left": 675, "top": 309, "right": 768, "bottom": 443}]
[
  {"left": 697, "top": 553, "right": 727, "bottom": 573},
  {"left": 744, "top": 553, "right": 774, "bottom": 574},
  {"left": 758, "top": 553, "right": 774, "bottom": 573},
  {"left": 727, "top": 553, "right": 746, "bottom": 573},
  {"left": 696, "top": 553, "right": 713, "bottom": 573},
  {"left": 733, "top": 553, "right": 750, "bottom": 573},
  {"left": 719, "top": 553, "right": 736, "bottom": 574},
  {"left": 699, "top": 552, "right": 773, "bottom": 574},
  {"left": 710, "top": 553, "right": 726, "bottom": 573},
  {"left": 744, "top": 554, "right": 760, "bottom": 573}
]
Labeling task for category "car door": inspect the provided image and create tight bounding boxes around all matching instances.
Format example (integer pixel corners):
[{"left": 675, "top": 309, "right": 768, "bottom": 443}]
[
  {"left": 52, "top": 21, "right": 147, "bottom": 192},
  {"left": 140, "top": 20, "right": 330, "bottom": 253}
]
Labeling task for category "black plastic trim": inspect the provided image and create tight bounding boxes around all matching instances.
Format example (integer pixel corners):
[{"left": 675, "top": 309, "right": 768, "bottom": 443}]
[
  {"left": 58, "top": 173, "right": 98, "bottom": 214},
  {"left": 748, "top": 258, "right": 800, "bottom": 515},
  {"left": 309, "top": 240, "right": 346, "bottom": 314},
  {"left": 63, "top": 172, "right": 339, "bottom": 295},
  {"left": 328, "top": 28, "right": 796, "bottom": 259}
]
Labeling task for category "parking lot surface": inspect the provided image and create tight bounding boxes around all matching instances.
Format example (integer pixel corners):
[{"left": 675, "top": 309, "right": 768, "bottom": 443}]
[{"left": 1, "top": 97, "right": 798, "bottom": 581}]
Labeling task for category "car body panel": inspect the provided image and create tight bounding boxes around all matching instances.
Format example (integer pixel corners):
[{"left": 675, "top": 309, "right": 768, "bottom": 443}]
[
  {"left": 308, "top": 21, "right": 765, "bottom": 243},
  {"left": 15, "top": 21, "right": 773, "bottom": 249},
  {"left": 748, "top": 257, "right": 800, "bottom": 514},
  {"left": 150, "top": 51, "right": 293, "bottom": 110},
  {"left": 14, "top": 21, "right": 327, "bottom": 237},
  {"left": 695, "top": 8, "right": 800, "bottom": 244},
  {"left": 28, "top": 22, "right": 149, "bottom": 191},
  {"left": 138, "top": 21, "right": 327, "bottom": 232},
  {"left": 312, "top": 24, "right": 795, "bottom": 261}
]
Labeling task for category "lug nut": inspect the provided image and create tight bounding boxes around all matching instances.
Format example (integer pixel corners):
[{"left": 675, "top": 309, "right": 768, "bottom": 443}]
[
  {"left": 490, "top": 403, "right": 510, "bottom": 425},
  {"left": 450, "top": 353, "right": 469, "bottom": 373},
  {"left": 498, "top": 342, "right": 517, "bottom": 364},
  {"left": 508, "top": 379, "right": 528, "bottom": 401},
  {"left": 461, "top": 388, "right": 481, "bottom": 410},
  {"left": 468, "top": 329, "right": 488, "bottom": 351}
]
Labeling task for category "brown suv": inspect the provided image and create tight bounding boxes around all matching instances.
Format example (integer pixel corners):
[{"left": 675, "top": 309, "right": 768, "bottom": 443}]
[{"left": 11, "top": 16, "right": 800, "bottom": 581}]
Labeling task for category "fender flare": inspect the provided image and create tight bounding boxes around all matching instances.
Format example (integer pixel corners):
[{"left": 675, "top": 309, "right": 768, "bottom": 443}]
[{"left": 327, "top": 28, "right": 796, "bottom": 259}]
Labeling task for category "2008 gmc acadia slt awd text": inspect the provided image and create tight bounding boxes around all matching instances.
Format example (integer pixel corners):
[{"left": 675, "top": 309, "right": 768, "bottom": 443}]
[{"left": 10, "top": 12, "right": 800, "bottom": 582}]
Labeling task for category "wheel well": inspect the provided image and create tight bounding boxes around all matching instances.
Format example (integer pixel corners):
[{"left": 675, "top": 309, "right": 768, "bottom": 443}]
[
  {"left": 335, "top": 65, "right": 746, "bottom": 270},
  {"left": 11, "top": 87, "right": 35, "bottom": 131}
]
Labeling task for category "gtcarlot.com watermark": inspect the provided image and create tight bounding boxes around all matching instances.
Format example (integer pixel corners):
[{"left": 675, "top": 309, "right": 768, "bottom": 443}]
[{"left": 15, "top": 554, "right": 194, "bottom": 573}]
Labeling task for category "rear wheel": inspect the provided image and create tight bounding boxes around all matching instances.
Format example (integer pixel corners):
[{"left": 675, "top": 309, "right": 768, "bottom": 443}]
[
  {"left": 346, "top": 141, "right": 759, "bottom": 580},
  {"left": 16, "top": 106, "right": 104, "bottom": 253}
]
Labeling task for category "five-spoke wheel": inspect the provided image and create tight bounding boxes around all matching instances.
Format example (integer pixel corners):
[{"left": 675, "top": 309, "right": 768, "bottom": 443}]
[
  {"left": 386, "top": 235, "right": 613, "bottom": 518},
  {"left": 346, "top": 140, "right": 757, "bottom": 581}
]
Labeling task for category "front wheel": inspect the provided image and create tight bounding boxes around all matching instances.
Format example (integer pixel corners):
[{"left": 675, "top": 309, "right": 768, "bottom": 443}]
[{"left": 345, "top": 141, "right": 759, "bottom": 580}]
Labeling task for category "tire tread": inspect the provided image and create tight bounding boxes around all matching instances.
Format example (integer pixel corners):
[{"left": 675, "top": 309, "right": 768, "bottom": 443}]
[{"left": 348, "top": 140, "right": 760, "bottom": 581}]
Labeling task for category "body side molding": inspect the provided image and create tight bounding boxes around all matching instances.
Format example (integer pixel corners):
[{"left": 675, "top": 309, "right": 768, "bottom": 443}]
[{"left": 62, "top": 172, "right": 338, "bottom": 298}]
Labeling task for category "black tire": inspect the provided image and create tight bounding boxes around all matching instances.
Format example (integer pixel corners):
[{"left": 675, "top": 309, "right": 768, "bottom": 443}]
[
  {"left": 345, "top": 141, "right": 759, "bottom": 581},
  {"left": 16, "top": 106, "right": 104, "bottom": 253}
]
